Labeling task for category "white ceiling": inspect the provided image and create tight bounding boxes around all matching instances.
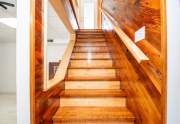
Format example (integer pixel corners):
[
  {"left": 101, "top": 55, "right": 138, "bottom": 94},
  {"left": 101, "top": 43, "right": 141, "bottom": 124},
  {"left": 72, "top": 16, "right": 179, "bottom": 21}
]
[
  {"left": 0, "top": 0, "right": 16, "bottom": 43},
  {"left": 0, "top": 1, "right": 69, "bottom": 43}
]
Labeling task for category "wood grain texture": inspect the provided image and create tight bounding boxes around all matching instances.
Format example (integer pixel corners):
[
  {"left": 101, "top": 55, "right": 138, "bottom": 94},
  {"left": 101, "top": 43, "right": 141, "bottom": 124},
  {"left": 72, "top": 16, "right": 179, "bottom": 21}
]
[
  {"left": 102, "top": 1, "right": 166, "bottom": 123},
  {"left": 104, "top": 31, "right": 163, "bottom": 124},
  {"left": 65, "top": 81, "right": 121, "bottom": 90},
  {"left": 54, "top": 30, "right": 135, "bottom": 123},
  {"left": 102, "top": 0, "right": 161, "bottom": 51},
  {"left": 53, "top": 107, "right": 135, "bottom": 123},
  {"left": 102, "top": 0, "right": 163, "bottom": 92},
  {"left": 34, "top": 0, "right": 65, "bottom": 123},
  {"left": 30, "top": 0, "right": 36, "bottom": 123}
]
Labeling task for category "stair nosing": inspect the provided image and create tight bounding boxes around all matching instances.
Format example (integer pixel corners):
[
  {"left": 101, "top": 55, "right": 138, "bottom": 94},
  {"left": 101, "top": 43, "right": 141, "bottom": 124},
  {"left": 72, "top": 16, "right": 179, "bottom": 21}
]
[{"left": 60, "top": 90, "right": 127, "bottom": 98}]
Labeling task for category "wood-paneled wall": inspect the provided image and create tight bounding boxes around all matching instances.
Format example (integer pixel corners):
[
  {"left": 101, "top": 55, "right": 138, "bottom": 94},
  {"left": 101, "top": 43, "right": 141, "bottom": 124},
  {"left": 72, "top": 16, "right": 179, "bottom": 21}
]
[
  {"left": 34, "top": 0, "right": 65, "bottom": 123},
  {"left": 33, "top": 0, "right": 79, "bottom": 123},
  {"left": 102, "top": 0, "right": 166, "bottom": 124}
]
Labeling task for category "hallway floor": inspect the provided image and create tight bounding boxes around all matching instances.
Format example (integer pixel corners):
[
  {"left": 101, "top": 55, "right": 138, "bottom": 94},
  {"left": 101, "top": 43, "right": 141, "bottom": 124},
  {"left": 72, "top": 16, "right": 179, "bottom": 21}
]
[{"left": 0, "top": 94, "right": 16, "bottom": 124}]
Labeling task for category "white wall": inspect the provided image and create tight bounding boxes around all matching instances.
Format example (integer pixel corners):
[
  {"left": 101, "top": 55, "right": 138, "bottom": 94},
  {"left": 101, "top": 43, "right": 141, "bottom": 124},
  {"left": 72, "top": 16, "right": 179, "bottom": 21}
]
[
  {"left": 167, "top": 0, "right": 180, "bottom": 124},
  {"left": 47, "top": 41, "right": 68, "bottom": 79},
  {"left": 47, "top": 43, "right": 68, "bottom": 62},
  {"left": 0, "top": 42, "right": 16, "bottom": 93}
]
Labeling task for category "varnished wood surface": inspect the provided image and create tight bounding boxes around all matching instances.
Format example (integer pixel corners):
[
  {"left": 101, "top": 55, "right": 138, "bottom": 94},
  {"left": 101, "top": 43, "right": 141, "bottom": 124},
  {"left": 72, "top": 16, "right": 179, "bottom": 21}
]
[
  {"left": 73, "top": 46, "right": 109, "bottom": 53},
  {"left": 75, "top": 42, "right": 107, "bottom": 47},
  {"left": 104, "top": 31, "right": 162, "bottom": 124},
  {"left": 53, "top": 30, "right": 135, "bottom": 123},
  {"left": 60, "top": 97, "right": 126, "bottom": 107},
  {"left": 69, "top": 60, "right": 113, "bottom": 69},
  {"left": 54, "top": 107, "right": 135, "bottom": 123},
  {"left": 102, "top": 9, "right": 149, "bottom": 63},
  {"left": 71, "top": 53, "right": 111, "bottom": 60},
  {"left": 102, "top": 0, "right": 163, "bottom": 94},
  {"left": 102, "top": 0, "right": 161, "bottom": 51},
  {"left": 60, "top": 89, "right": 127, "bottom": 97},
  {"left": 65, "top": 81, "right": 121, "bottom": 90},
  {"left": 102, "top": 1, "right": 166, "bottom": 123},
  {"left": 77, "top": 38, "right": 106, "bottom": 42},
  {"left": 67, "top": 69, "right": 116, "bottom": 81}
]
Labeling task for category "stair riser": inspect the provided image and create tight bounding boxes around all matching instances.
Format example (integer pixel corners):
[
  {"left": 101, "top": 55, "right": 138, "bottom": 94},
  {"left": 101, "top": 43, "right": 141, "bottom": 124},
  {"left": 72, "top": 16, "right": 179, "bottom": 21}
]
[
  {"left": 69, "top": 60, "right": 113, "bottom": 69},
  {"left": 77, "top": 35, "right": 104, "bottom": 39},
  {"left": 54, "top": 122, "right": 134, "bottom": 124},
  {"left": 77, "top": 39, "right": 106, "bottom": 42},
  {"left": 75, "top": 43, "right": 107, "bottom": 47},
  {"left": 60, "top": 98, "right": 126, "bottom": 107},
  {"left": 67, "top": 69, "right": 116, "bottom": 80},
  {"left": 65, "top": 81, "right": 120, "bottom": 90},
  {"left": 73, "top": 47, "right": 109, "bottom": 53},
  {"left": 71, "top": 53, "right": 111, "bottom": 60}
]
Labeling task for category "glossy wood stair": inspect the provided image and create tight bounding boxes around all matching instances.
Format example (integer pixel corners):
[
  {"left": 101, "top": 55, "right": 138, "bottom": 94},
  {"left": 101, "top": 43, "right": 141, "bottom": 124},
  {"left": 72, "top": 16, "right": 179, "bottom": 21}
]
[{"left": 53, "top": 30, "right": 135, "bottom": 124}]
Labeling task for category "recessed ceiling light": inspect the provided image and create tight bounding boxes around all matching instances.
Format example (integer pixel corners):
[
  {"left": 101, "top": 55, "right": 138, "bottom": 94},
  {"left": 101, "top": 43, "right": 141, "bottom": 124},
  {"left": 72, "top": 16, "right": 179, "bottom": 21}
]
[{"left": 0, "top": 18, "right": 16, "bottom": 28}]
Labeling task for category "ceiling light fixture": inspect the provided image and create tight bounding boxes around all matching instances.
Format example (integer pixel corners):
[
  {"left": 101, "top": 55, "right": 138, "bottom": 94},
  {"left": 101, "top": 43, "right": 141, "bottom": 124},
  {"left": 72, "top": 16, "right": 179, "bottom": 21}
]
[
  {"left": 0, "top": 1, "right": 15, "bottom": 9},
  {"left": 0, "top": 18, "right": 16, "bottom": 28}
]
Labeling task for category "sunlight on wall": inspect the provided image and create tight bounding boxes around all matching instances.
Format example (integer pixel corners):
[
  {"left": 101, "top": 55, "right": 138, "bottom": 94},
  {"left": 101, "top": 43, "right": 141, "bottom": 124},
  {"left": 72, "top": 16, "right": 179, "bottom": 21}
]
[{"left": 84, "top": 1, "right": 95, "bottom": 29}]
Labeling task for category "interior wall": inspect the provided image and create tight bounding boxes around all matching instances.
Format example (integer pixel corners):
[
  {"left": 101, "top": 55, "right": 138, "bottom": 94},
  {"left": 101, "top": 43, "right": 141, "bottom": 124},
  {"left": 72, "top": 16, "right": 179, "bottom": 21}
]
[
  {"left": 167, "top": 0, "right": 180, "bottom": 123},
  {"left": 78, "top": 0, "right": 98, "bottom": 29},
  {"left": 47, "top": 43, "right": 68, "bottom": 62},
  {"left": 0, "top": 42, "right": 16, "bottom": 93},
  {"left": 102, "top": 0, "right": 165, "bottom": 124}
]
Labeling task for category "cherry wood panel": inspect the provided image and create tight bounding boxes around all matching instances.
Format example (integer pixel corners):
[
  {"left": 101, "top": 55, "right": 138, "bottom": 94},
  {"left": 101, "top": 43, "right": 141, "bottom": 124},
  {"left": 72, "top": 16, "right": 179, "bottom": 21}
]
[
  {"left": 102, "top": 0, "right": 161, "bottom": 51},
  {"left": 102, "top": 0, "right": 163, "bottom": 85},
  {"left": 102, "top": 1, "right": 166, "bottom": 123},
  {"left": 104, "top": 31, "right": 163, "bottom": 124},
  {"left": 34, "top": 0, "right": 65, "bottom": 123}
]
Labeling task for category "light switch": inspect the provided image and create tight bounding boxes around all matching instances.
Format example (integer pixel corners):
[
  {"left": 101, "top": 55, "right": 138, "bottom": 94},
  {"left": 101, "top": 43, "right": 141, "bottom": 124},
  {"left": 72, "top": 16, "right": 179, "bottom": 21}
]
[{"left": 135, "top": 26, "right": 145, "bottom": 43}]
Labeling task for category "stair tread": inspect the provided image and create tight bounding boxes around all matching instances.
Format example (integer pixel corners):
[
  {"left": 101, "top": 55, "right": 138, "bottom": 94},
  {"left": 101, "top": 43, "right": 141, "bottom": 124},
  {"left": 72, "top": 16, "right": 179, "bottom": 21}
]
[
  {"left": 53, "top": 107, "right": 135, "bottom": 122},
  {"left": 71, "top": 53, "right": 111, "bottom": 60},
  {"left": 67, "top": 69, "right": 117, "bottom": 81},
  {"left": 73, "top": 46, "right": 109, "bottom": 53},
  {"left": 65, "top": 81, "right": 121, "bottom": 90},
  {"left": 69, "top": 60, "right": 113, "bottom": 69},
  {"left": 60, "top": 90, "right": 126, "bottom": 97}
]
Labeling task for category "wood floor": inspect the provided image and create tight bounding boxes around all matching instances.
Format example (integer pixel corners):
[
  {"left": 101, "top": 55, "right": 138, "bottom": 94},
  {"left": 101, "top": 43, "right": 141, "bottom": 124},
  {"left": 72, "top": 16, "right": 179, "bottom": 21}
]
[{"left": 53, "top": 30, "right": 135, "bottom": 124}]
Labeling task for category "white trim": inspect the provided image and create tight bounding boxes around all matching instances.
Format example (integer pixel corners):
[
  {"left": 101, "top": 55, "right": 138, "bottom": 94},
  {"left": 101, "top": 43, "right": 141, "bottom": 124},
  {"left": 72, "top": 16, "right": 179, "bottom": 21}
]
[{"left": 16, "top": 0, "right": 31, "bottom": 123}]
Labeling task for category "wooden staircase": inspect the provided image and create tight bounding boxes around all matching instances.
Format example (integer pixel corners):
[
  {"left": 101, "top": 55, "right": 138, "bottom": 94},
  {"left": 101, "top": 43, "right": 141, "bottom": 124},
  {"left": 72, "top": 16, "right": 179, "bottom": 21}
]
[{"left": 53, "top": 30, "right": 135, "bottom": 124}]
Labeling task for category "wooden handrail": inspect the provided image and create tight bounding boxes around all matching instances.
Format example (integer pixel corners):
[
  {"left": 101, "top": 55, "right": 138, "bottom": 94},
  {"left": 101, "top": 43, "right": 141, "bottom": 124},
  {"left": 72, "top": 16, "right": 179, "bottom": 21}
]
[
  {"left": 50, "top": 0, "right": 74, "bottom": 33},
  {"left": 101, "top": 9, "right": 149, "bottom": 63},
  {"left": 69, "top": 0, "right": 80, "bottom": 29},
  {"left": 46, "top": 34, "right": 76, "bottom": 89}
]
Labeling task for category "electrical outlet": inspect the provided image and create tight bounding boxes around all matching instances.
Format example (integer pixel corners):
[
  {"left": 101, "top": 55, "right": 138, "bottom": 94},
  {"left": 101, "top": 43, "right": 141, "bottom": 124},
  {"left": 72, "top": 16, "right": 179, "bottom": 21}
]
[{"left": 135, "top": 26, "right": 145, "bottom": 43}]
